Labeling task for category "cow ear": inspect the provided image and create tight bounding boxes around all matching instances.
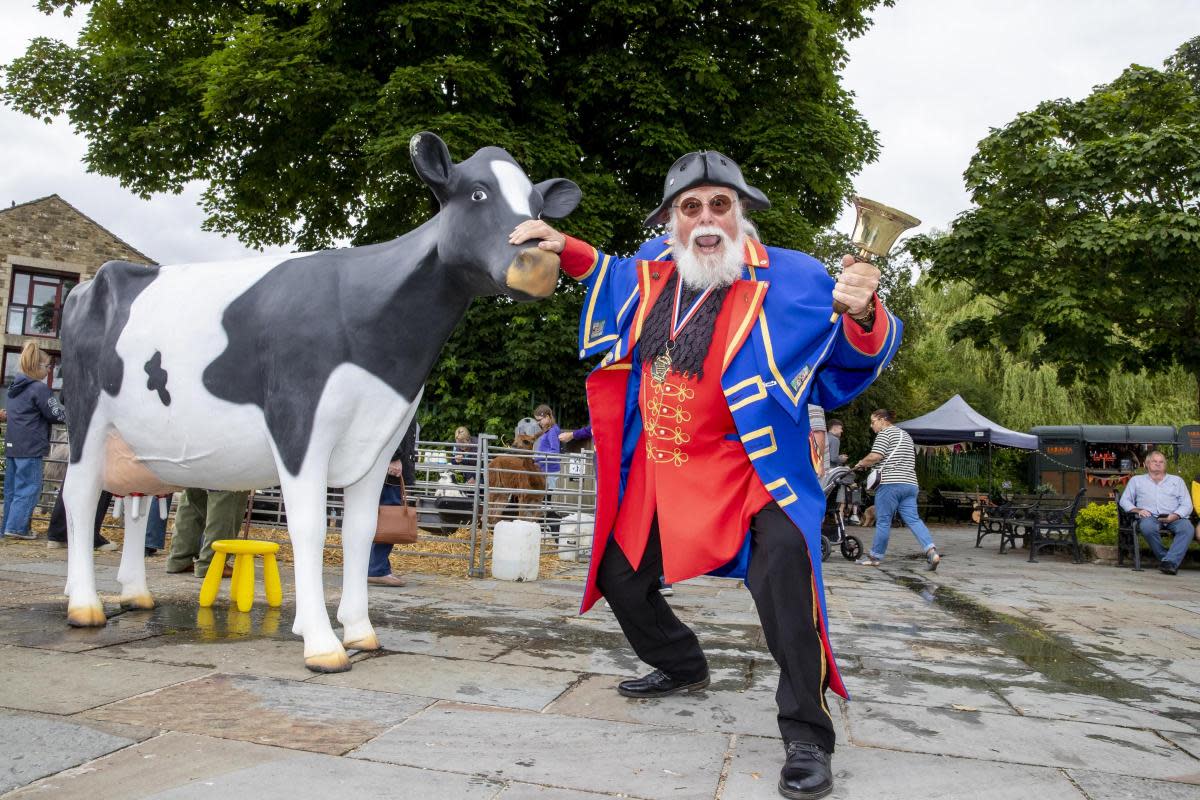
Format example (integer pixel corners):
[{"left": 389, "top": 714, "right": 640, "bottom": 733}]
[
  {"left": 410, "top": 132, "right": 455, "bottom": 201},
  {"left": 535, "top": 178, "right": 581, "bottom": 219}
]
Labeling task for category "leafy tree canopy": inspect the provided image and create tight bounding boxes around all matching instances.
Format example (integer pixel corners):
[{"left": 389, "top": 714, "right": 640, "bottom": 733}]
[
  {"left": 908, "top": 40, "right": 1200, "bottom": 416},
  {"left": 5, "top": 0, "right": 888, "bottom": 437}
]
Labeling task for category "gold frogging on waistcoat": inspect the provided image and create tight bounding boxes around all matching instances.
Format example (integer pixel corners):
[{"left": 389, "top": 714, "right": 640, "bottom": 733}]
[{"left": 645, "top": 374, "right": 695, "bottom": 466}]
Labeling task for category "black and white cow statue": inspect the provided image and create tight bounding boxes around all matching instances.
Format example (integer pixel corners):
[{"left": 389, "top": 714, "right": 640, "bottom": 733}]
[{"left": 58, "top": 132, "right": 580, "bottom": 673}]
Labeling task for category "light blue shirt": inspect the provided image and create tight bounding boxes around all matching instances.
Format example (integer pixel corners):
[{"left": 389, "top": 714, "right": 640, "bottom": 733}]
[{"left": 1119, "top": 473, "right": 1193, "bottom": 517}]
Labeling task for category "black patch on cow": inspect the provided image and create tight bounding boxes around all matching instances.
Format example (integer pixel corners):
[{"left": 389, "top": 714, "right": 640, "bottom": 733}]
[
  {"left": 202, "top": 224, "right": 473, "bottom": 476},
  {"left": 61, "top": 261, "right": 161, "bottom": 463},
  {"left": 144, "top": 351, "right": 171, "bottom": 406}
]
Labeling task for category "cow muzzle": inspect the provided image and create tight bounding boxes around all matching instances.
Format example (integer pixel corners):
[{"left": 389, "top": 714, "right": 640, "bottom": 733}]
[{"left": 505, "top": 247, "right": 560, "bottom": 299}]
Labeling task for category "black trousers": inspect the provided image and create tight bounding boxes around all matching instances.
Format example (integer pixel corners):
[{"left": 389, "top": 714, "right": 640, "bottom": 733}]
[
  {"left": 597, "top": 502, "right": 835, "bottom": 752},
  {"left": 47, "top": 488, "right": 113, "bottom": 547}
]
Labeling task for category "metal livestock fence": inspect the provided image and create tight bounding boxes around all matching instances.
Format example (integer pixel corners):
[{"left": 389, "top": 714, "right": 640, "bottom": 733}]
[{"left": 2, "top": 426, "right": 597, "bottom": 577}]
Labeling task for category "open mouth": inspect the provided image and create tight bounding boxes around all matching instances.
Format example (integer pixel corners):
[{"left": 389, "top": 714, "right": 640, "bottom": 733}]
[{"left": 693, "top": 234, "right": 723, "bottom": 253}]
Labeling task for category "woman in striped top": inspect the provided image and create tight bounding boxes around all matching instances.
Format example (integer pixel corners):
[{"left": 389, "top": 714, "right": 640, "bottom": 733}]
[{"left": 853, "top": 409, "right": 940, "bottom": 570}]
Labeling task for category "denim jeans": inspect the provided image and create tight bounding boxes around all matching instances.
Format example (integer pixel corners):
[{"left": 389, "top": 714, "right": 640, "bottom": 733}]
[
  {"left": 369, "top": 483, "right": 406, "bottom": 577},
  {"left": 146, "top": 495, "right": 172, "bottom": 550},
  {"left": 1137, "top": 516, "right": 1195, "bottom": 568},
  {"left": 869, "top": 482, "right": 935, "bottom": 560},
  {"left": 2, "top": 457, "right": 44, "bottom": 536}
]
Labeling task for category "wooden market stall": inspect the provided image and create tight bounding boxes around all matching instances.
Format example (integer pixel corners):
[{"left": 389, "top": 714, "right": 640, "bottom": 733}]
[{"left": 1030, "top": 425, "right": 1177, "bottom": 500}]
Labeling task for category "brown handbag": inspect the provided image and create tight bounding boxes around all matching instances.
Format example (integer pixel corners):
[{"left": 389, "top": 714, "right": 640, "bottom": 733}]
[{"left": 373, "top": 477, "right": 419, "bottom": 545}]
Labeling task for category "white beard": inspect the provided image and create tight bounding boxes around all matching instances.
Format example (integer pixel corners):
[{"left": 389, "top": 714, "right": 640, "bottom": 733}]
[{"left": 671, "top": 223, "right": 746, "bottom": 290}]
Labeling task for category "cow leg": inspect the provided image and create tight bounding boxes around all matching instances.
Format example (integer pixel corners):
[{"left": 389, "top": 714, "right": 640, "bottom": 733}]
[
  {"left": 338, "top": 470, "right": 390, "bottom": 652},
  {"left": 117, "top": 497, "right": 154, "bottom": 609},
  {"left": 62, "top": 457, "right": 106, "bottom": 627},
  {"left": 279, "top": 473, "right": 349, "bottom": 673}
]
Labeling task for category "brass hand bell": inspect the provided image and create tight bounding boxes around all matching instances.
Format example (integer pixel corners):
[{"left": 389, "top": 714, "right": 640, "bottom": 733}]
[{"left": 832, "top": 197, "right": 921, "bottom": 322}]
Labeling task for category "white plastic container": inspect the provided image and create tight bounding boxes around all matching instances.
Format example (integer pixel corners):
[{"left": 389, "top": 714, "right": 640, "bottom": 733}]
[
  {"left": 557, "top": 513, "right": 595, "bottom": 561},
  {"left": 491, "top": 520, "right": 541, "bottom": 581}
]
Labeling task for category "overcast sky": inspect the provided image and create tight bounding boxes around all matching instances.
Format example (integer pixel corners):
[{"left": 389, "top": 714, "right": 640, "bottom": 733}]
[{"left": 1, "top": 1, "right": 1196, "bottom": 264}]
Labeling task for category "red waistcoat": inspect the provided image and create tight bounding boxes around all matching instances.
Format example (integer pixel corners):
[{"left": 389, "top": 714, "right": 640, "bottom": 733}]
[{"left": 612, "top": 287, "right": 773, "bottom": 581}]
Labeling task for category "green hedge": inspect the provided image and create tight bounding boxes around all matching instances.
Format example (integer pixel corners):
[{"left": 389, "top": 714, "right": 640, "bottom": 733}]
[{"left": 1076, "top": 502, "right": 1118, "bottom": 545}]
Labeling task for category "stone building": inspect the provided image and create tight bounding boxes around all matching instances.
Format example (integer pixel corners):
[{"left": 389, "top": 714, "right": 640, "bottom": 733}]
[{"left": 0, "top": 195, "right": 154, "bottom": 403}]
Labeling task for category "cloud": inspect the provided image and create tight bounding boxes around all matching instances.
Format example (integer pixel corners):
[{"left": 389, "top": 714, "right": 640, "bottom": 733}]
[{"left": 837, "top": 0, "right": 1197, "bottom": 240}]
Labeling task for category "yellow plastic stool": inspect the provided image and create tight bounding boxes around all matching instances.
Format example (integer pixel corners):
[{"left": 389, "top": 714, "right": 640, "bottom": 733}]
[{"left": 199, "top": 539, "right": 283, "bottom": 613}]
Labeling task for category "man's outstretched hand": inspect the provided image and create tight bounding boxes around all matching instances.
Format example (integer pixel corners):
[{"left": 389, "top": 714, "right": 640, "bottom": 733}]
[
  {"left": 510, "top": 220, "right": 566, "bottom": 253},
  {"left": 834, "top": 255, "right": 880, "bottom": 319}
]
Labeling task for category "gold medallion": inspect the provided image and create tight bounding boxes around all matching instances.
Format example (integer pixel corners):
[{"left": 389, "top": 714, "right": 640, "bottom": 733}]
[{"left": 651, "top": 352, "right": 672, "bottom": 383}]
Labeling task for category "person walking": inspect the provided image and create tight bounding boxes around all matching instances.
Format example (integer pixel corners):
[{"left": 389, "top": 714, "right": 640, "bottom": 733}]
[
  {"left": 854, "top": 409, "right": 939, "bottom": 570},
  {"left": 2, "top": 342, "right": 66, "bottom": 539}
]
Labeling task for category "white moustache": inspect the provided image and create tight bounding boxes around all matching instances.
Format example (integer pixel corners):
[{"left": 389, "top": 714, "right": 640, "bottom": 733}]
[{"left": 687, "top": 225, "right": 726, "bottom": 249}]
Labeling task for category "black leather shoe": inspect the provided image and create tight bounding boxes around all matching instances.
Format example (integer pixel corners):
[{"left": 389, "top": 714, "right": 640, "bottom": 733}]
[
  {"left": 1161, "top": 560, "right": 1179, "bottom": 575},
  {"left": 616, "top": 668, "right": 709, "bottom": 698},
  {"left": 778, "top": 741, "right": 832, "bottom": 799}
]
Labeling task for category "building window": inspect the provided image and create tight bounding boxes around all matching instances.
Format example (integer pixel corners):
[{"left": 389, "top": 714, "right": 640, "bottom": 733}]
[
  {"left": 1, "top": 347, "right": 60, "bottom": 392},
  {"left": 6, "top": 268, "right": 78, "bottom": 339}
]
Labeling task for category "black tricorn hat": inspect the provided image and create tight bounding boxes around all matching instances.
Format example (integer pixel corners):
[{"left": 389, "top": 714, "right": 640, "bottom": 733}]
[{"left": 643, "top": 149, "right": 771, "bottom": 228}]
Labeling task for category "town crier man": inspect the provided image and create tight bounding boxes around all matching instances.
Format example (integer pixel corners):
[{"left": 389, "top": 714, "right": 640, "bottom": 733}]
[{"left": 512, "top": 151, "right": 902, "bottom": 800}]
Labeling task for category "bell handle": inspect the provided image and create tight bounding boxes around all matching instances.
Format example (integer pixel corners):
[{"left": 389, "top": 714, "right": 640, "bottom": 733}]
[{"left": 829, "top": 248, "right": 875, "bottom": 322}]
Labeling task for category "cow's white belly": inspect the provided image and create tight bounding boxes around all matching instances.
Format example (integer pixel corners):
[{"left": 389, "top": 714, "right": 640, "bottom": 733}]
[{"left": 100, "top": 254, "right": 416, "bottom": 490}]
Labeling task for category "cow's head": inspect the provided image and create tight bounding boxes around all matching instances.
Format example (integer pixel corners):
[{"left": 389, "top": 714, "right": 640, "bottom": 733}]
[{"left": 410, "top": 132, "right": 581, "bottom": 301}]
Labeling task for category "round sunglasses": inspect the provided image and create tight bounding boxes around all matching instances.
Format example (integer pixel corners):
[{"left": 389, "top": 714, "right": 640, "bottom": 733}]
[{"left": 673, "top": 194, "right": 734, "bottom": 218}]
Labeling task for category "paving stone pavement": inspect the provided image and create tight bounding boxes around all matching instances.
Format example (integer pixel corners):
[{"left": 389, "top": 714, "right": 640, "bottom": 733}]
[{"left": 0, "top": 525, "right": 1198, "bottom": 798}]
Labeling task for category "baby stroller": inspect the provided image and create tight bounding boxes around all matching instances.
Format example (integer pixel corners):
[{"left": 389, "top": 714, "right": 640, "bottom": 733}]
[{"left": 820, "top": 466, "right": 863, "bottom": 562}]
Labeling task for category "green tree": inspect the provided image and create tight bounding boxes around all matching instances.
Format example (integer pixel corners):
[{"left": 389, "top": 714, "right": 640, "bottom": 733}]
[
  {"left": 1167, "top": 34, "right": 1200, "bottom": 91},
  {"left": 5, "top": 0, "right": 889, "bottom": 437},
  {"left": 907, "top": 49, "right": 1200, "bottom": 417},
  {"left": 902, "top": 279, "right": 1198, "bottom": 431}
]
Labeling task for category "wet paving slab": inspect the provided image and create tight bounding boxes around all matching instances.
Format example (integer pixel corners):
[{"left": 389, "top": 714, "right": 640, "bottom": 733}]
[
  {"left": 351, "top": 701, "right": 729, "bottom": 799},
  {"left": 0, "top": 709, "right": 140, "bottom": 795},
  {"left": 4, "top": 525, "right": 1200, "bottom": 797},
  {"left": 0, "top": 644, "right": 211, "bottom": 715},
  {"left": 492, "top": 637, "right": 648, "bottom": 676},
  {"left": 724, "top": 734, "right": 1090, "bottom": 800},
  {"left": 1065, "top": 770, "right": 1200, "bottom": 800},
  {"left": 0, "top": 604, "right": 163, "bottom": 652},
  {"left": 839, "top": 671, "right": 1013, "bottom": 715},
  {"left": 545, "top": 664, "right": 848, "bottom": 742},
  {"left": 847, "top": 699, "right": 1195, "bottom": 781},
  {"left": 4, "top": 730, "right": 504, "bottom": 799},
  {"left": 84, "top": 673, "right": 434, "bottom": 755},
  {"left": 996, "top": 685, "right": 1197, "bottom": 733},
  {"left": 312, "top": 650, "right": 581, "bottom": 711}
]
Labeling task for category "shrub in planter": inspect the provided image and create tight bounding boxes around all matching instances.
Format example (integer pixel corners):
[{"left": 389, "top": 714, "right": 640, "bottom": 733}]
[{"left": 1076, "top": 502, "right": 1118, "bottom": 546}]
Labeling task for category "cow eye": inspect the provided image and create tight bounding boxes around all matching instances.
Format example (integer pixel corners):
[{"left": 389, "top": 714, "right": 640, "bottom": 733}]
[{"left": 471, "top": 189, "right": 487, "bottom": 202}]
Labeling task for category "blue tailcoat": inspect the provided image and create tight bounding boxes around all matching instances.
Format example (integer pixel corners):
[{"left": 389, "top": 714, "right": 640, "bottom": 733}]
[{"left": 568, "top": 234, "right": 902, "bottom": 695}]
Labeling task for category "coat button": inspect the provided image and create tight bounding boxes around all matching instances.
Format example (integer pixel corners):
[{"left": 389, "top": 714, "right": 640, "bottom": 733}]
[{"left": 652, "top": 272, "right": 660, "bottom": 279}]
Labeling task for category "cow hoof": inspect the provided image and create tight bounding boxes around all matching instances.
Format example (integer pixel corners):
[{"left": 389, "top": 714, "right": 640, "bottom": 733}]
[
  {"left": 343, "top": 632, "right": 380, "bottom": 652},
  {"left": 120, "top": 592, "right": 156, "bottom": 610},
  {"left": 66, "top": 602, "right": 107, "bottom": 627},
  {"left": 305, "top": 651, "right": 352, "bottom": 673}
]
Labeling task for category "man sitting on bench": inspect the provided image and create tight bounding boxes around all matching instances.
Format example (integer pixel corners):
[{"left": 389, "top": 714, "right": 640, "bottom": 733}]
[{"left": 1119, "top": 450, "right": 1194, "bottom": 575}]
